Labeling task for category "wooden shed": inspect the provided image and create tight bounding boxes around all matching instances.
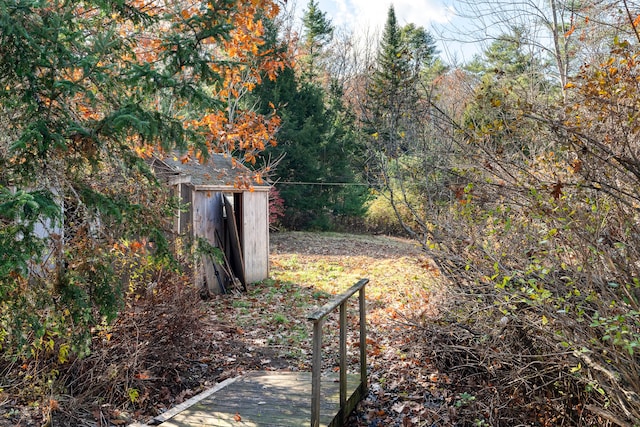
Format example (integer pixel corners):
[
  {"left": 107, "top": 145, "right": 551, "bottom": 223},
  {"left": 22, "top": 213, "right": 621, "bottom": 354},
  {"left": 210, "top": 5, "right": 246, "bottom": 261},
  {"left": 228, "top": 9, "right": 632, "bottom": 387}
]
[{"left": 151, "top": 153, "right": 270, "bottom": 294}]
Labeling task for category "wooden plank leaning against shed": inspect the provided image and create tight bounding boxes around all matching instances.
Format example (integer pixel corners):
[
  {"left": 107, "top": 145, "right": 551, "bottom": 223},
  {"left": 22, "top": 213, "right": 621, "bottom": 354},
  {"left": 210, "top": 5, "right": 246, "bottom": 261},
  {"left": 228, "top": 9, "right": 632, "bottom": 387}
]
[{"left": 307, "top": 278, "right": 369, "bottom": 427}]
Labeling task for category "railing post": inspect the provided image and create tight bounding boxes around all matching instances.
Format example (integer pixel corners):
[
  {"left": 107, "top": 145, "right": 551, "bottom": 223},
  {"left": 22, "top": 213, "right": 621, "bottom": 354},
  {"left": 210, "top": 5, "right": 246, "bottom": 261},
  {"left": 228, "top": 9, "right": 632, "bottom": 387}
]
[
  {"left": 311, "top": 318, "right": 323, "bottom": 427},
  {"left": 339, "top": 301, "right": 347, "bottom": 421},
  {"left": 308, "top": 278, "right": 369, "bottom": 427},
  {"left": 359, "top": 286, "right": 367, "bottom": 395}
]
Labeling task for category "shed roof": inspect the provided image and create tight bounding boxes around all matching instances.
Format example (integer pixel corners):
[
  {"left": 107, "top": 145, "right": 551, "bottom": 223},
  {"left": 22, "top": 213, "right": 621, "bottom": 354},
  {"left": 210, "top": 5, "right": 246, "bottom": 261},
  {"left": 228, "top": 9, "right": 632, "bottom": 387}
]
[{"left": 150, "top": 152, "right": 270, "bottom": 191}]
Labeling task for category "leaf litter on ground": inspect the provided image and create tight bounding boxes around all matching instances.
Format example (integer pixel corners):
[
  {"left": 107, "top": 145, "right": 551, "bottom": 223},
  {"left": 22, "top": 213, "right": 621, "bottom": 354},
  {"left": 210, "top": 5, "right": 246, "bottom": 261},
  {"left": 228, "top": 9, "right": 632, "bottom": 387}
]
[{"left": 1, "top": 231, "right": 452, "bottom": 427}]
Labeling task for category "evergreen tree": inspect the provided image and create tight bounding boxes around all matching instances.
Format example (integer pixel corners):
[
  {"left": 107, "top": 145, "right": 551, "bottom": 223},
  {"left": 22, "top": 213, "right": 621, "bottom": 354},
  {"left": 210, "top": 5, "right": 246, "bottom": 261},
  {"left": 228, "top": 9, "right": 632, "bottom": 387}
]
[
  {"left": 365, "top": 6, "right": 438, "bottom": 157},
  {"left": 400, "top": 24, "right": 438, "bottom": 74},
  {"left": 467, "top": 27, "right": 534, "bottom": 77},
  {"left": 301, "top": 0, "right": 334, "bottom": 82},
  {"left": 0, "top": 0, "right": 284, "bottom": 358},
  {"left": 371, "top": 6, "right": 409, "bottom": 101},
  {"left": 463, "top": 28, "right": 554, "bottom": 155},
  {"left": 255, "top": 69, "right": 365, "bottom": 229},
  {"left": 253, "top": 11, "right": 366, "bottom": 230},
  {"left": 360, "top": 6, "right": 447, "bottom": 239}
]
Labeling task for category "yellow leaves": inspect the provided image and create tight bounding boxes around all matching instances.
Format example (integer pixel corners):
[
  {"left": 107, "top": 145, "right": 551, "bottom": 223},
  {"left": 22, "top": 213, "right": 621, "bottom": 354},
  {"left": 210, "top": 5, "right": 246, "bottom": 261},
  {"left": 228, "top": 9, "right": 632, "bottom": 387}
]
[
  {"left": 134, "top": 144, "right": 154, "bottom": 159},
  {"left": 244, "top": 152, "right": 257, "bottom": 164},
  {"left": 127, "top": 388, "right": 140, "bottom": 404},
  {"left": 602, "top": 57, "right": 616, "bottom": 67},
  {"left": 58, "top": 344, "right": 70, "bottom": 364}
]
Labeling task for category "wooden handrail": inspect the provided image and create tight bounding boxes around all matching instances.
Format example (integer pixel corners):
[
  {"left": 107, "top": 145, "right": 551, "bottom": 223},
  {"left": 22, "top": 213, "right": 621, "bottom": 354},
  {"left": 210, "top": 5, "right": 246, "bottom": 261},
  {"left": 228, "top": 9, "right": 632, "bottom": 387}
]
[{"left": 307, "top": 278, "right": 369, "bottom": 427}]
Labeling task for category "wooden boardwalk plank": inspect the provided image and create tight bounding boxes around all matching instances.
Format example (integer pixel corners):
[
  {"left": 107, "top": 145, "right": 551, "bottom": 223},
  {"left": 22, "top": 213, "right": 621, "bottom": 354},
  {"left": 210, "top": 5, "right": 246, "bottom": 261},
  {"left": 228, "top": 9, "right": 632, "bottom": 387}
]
[{"left": 155, "top": 371, "right": 361, "bottom": 427}]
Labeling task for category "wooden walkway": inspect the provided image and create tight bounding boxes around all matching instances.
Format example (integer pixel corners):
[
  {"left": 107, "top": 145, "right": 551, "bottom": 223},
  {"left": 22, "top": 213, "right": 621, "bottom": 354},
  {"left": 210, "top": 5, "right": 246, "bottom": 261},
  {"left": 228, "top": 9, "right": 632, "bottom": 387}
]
[
  {"left": 145, "top": 371, "right": 362, "bottom": 427},
  {"left": 132, "top": 279, "right": 370, "bottom": 427}
]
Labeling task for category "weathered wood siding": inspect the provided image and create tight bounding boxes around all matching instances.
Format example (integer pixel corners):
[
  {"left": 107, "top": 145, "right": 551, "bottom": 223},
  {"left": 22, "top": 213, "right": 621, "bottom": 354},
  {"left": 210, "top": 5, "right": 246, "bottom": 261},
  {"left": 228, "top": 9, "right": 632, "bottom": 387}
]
[
  {"left": 31, "top": 188, "right": 63, "bottom": 277},
  {"left": 241, "top": 190, "right": 269, "bottom": 283},
  {"left": 178, "top": 183, "right": 192, "bottom": 235},
  {"left": 192, "top": 190, "right": 224, "bottom": 294}
]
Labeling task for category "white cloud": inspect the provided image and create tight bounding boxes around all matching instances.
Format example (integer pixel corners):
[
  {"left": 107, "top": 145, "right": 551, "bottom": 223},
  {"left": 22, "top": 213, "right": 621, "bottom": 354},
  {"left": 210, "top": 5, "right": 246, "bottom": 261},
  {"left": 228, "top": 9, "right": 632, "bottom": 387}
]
[
  {"left": 298, "top": 0, "right": 477, "bottom": 63},
  {"left": 319, "top": 0, "right": 455, "bottom": 33}
]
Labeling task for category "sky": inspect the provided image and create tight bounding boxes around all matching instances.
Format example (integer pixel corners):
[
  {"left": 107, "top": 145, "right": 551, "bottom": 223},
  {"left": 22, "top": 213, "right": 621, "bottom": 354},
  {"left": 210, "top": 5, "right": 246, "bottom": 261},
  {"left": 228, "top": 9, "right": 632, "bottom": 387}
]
[
  {"left": 316, "top": 0, "right": 455, "bottom": 28},
  {"left": 289, "top": 0, "right": 483, "bottom": 64}
]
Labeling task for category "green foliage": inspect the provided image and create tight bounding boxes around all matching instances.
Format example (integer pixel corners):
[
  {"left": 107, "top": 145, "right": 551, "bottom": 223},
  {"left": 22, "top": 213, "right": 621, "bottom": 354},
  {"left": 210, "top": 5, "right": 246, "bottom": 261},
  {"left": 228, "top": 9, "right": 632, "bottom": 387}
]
[
  {"left": 301, "top": 0, "right": 333, "bottom": 81},
  {"left": 463, "top": 29, "right": 557, "bottom": 157},
  {"left": 347, "top": 5, "right": 640, "bottom": 421},
  {"left": 365, "top": 6, "right": 417, "bottom": 158},
  {"left": 255, "top": 64, "right": 367, "bottom": 230},
  {"left": 365, "top": 189, "right": 422, "bottom": 235},
  {"left": 468, "top": 27, "right": 534, "bottom": 76},
  {"left": 400, "top": 23, "right": 439, "bottom": 74},
  {"left": 359, "top": 6, "right": 448, "bottom": 243},
  {"left": 0, "top": 188, "right": 59, "bottom": 280},
  {"left": 0, "top": 0, "right": 282, "bottom": 364}
]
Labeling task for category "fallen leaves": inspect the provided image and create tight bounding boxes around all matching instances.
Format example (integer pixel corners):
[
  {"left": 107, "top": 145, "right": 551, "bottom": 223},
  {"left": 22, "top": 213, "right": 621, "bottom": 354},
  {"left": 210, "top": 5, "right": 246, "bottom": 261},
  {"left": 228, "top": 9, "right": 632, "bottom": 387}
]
[{"left": 1, "top": 232, "right": 449, "bottom": 427}]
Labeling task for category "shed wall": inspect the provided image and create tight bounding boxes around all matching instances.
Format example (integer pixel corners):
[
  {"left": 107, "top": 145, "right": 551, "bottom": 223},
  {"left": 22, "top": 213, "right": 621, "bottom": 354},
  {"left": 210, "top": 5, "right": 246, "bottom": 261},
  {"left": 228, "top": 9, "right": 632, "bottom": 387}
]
[
  {"left": 192, "top": 190, "right": 224, "bottom": 294},
  {"left": 241, "top": 191, "right": 269, "bottom": 283}
]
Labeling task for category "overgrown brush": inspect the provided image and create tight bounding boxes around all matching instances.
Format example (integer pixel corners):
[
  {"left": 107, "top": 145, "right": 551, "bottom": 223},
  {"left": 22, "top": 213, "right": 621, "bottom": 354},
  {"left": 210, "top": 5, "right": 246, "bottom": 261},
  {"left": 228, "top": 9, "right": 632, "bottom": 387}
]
[
  {"left": 422, "top": 70, "right": 640, "bottom": 427},
  {"left": 421, "top": 234, "right": 640, "bottom": 426},
  {"left": 0, "top": 257, "right": 205, "bottom": 426},
  {"left": 376, "top": 32, "right": 640, "bottom": 427}
]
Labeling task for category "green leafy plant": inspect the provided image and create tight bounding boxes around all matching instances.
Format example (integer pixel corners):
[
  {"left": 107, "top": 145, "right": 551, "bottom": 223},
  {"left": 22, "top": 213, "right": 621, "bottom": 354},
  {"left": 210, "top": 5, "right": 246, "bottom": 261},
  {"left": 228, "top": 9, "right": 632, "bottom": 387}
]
[{"left": 455, "top": 392, "right": 476, "bottom": 407}]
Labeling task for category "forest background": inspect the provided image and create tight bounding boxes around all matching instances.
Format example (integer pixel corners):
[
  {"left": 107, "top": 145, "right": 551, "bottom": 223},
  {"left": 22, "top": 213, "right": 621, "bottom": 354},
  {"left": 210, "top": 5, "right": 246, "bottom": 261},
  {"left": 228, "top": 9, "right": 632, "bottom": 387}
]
[{"left": 2, "top": 0, "right": 640, "bottom": 425}]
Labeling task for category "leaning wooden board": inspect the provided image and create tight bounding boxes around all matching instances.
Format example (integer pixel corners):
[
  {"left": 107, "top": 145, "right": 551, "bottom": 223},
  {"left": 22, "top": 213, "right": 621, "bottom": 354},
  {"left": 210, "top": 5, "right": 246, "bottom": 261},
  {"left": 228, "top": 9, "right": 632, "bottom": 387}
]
[{"left": 223, "top": 195, "right": 246, "bottom": 288}]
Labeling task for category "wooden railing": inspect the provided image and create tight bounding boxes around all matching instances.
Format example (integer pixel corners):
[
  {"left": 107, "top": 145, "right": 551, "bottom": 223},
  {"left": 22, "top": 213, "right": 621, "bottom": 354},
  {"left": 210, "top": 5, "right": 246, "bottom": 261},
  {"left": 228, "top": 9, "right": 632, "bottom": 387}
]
[{"left": 307, "top": 278, "right": 369, "bottom": 427}]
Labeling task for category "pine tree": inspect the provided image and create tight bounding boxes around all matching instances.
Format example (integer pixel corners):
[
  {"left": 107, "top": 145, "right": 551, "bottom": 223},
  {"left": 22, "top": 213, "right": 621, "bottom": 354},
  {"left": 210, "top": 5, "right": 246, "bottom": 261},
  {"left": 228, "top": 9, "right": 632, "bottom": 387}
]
[
  {"left": 366, "top": 6, "right": 418, "bottom": 157},
  {"left": 360, "top": 6, "right": 446, "bottom": 239},
  {"left": 373, "top": 6, "right": 408, "bottom": 100},
  {"left": 253, "top": 11, "right": 366, "bottom": 230},
  {"left": 301, "top": 0, "right": 334, "bottom": 82},
  {"left": 463, "top": 28, "right": 551, "bottom": 155}
]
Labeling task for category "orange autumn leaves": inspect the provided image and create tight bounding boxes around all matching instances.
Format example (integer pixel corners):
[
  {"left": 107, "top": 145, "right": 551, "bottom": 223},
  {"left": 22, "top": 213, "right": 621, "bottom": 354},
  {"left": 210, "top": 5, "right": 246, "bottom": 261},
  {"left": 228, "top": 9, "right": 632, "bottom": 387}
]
[
  {"left": 10, "top": 0, "right": 285, "bottom": 176},
  {"left": 168, "top": 1, "right": 286, "bottom": 169},
  {"left": 187, "top": 0, "right": 285, "bottom": 163},
  {"left": 75, "top": 0, "right": 285, "bottom": 162}
]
